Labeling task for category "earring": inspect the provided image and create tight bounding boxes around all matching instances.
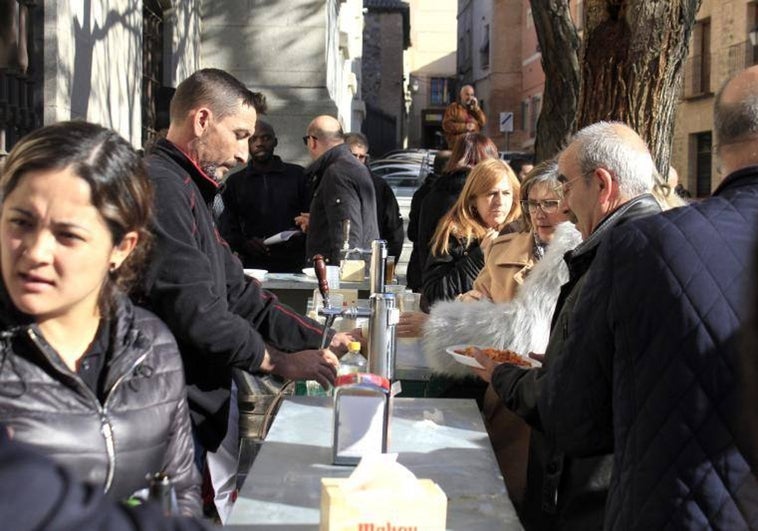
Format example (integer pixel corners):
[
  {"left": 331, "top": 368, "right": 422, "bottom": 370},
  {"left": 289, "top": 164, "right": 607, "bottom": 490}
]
[{"left": 109, "top": 263, "right": 117, "bottom": 274}]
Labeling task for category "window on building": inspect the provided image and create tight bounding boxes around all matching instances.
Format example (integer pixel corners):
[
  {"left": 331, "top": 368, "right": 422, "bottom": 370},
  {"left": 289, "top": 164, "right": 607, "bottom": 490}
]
[
  {"left": 142, "top": 0, "right": 165, "bottom": 147},
  {"left": 465, "top": 28, "right": 472, "bottom": 63},
  {"left": 480, "top": 24, "right": 490, "bottom": 70},
  {"left": 430, "top": 78, "right": 449, "bottom": 106},
  {"left": 685, "top": 19, "right": 711, "bottom": 98},
  {"left": 694, "top": 131, "right": 712, "bottom": 197},
  {"left": 748, "top": 2, "right": 758, "bottom": 65},
  {"left": 521, "top": 100, "right": 529, "bottom": 132}
]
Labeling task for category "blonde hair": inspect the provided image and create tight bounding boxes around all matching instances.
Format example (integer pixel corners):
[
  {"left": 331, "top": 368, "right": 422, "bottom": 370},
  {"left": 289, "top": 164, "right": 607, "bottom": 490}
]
[
  {"left": 430, "top": 159, "right": 521, "bottom": 256},
  {"left": 651, "top": 170, "right": 688, "bottom": 209}
]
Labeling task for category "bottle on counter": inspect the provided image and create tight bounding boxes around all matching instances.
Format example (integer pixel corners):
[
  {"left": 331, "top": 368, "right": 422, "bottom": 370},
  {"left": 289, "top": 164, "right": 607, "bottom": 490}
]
[
  {"left": 338, "top": 341, "right": 367, "bottom": 376},
  {"left": 147, "top": 472, "right": 176, "bottom": 515}
]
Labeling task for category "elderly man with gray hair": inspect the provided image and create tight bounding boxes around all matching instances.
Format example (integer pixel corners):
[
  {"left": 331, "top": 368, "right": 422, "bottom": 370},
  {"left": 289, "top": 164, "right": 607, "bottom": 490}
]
[
  {"left": 543, "top": 68, "right": 758, "bottom": 529},
  {"left": 472, "top": 121, "right": 662, "bottom": 529}
]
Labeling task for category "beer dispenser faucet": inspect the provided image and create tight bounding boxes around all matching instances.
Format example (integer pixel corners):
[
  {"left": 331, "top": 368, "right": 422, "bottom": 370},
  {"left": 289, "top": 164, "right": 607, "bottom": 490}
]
[{"left": 314, "top": 242, "right": 399, "bottom": 379}]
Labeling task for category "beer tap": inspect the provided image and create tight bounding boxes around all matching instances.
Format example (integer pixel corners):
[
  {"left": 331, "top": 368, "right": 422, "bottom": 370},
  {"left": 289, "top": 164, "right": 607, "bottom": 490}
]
[{"left": 314, "top": 244, "right": 399, "bottom": 380}]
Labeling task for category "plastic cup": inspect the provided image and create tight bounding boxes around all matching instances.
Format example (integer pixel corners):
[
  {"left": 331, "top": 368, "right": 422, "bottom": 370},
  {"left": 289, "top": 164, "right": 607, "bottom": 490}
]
[{"left": 326, "top": 265, "right": 341, "bottom": 289}]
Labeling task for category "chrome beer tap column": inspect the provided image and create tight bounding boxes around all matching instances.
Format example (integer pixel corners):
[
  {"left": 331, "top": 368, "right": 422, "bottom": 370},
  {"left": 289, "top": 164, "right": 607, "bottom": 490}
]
[
  {"left": 367, "top": 240, "right": 400, "bottom": 380},
  {"left": 314, "top": 254, "right": 370, "bottom": 349}
]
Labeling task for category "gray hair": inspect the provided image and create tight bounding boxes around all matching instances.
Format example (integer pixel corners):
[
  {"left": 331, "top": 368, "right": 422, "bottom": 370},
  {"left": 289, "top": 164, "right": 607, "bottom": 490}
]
[
  {"left": 714, "top": 92, "right": 758, "bottom": 147},
  {"left": 573, "top": 121, "right": 655, "bottom": 198},
  {"left": 520, "top": 159, "right": 561, "bottom": 202},
  {"left": 519, "top": 159, "right": 562, "bottom": 230}
]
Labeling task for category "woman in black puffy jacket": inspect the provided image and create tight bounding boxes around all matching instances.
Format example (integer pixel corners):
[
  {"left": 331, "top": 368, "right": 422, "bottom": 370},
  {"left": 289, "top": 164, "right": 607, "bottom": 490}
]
[
  {"left": 0, "top": 122, "right": 200, "bottom": 515},
  {"left": 422, "top": 158, "right": 522, "bottom": 307}
]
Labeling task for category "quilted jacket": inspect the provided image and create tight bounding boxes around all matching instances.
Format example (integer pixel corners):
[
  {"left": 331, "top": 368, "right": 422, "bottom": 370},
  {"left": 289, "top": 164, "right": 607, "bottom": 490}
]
[
  {"left": 0, "top": 291, "right": 200, "bottom": 516},
  {"left": 544, "top": 167, "right": 758, "bottom": 529}
]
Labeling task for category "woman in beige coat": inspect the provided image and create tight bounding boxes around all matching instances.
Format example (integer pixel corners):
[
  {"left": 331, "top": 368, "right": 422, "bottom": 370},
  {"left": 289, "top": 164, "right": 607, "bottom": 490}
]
[
  {"left": 461, "top": 161, "right": 572, "bottom": 303},
  {"left": 397, "top": 161, "right": 578, "bottom": 508}
]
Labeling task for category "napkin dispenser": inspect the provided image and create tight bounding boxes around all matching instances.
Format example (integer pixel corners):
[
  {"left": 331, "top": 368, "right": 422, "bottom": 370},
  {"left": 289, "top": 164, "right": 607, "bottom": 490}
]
[{"left": 332, "top": 373, "right": 390, "bottom": 466}]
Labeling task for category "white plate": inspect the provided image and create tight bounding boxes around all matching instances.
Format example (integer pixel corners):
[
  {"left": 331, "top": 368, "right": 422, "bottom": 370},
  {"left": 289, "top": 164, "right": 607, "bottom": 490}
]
[
  {"left": 302, "top": 267, "right": 316, "bottom": 278},
  {"left": 244, "top": 268, "right": 268, "bottom": 281},
  {"left": 445, "top": 344, "right": 538, "bottom": 369},
  {"left": 445, "top": 344, "right": 486, "bottom": 369}
]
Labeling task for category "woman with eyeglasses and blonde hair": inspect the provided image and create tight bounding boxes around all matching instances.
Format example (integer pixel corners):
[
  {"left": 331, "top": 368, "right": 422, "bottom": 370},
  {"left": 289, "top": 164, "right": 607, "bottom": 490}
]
[
  {"left": 421, "top": 158, "right": 522, "bottom": 307},
  {"left": 398, "top": 160, "right": 582, "bottom": 507},
  {"left": 461, "top": 160, "right": 573, "bottom": 303}
]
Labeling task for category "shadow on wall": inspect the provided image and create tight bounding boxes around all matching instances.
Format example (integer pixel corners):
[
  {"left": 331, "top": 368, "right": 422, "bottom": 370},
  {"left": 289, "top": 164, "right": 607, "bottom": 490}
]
[
  {"left": 70, "top": 0, "right": 140, "bottom": 139},
  {"left": 200, "top": 0, "right": 323, "bottom": 106}
]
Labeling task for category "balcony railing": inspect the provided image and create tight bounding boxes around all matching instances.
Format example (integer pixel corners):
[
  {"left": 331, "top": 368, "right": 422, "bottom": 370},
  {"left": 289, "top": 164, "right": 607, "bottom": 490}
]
[
  {"left": 726, "top": 40, "right": 758, "bottom": 79},
  {"left": 682, "top": 54, "right": 712, "bottom": 99}
]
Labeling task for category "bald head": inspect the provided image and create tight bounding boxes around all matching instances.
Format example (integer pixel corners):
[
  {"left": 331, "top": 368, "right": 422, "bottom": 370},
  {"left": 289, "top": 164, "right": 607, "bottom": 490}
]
[
  {"left": 714, "top": 66, "right": 758, "bottom": 174},
  {"left": 459, "top": 85, "right": 476, "bottom": 105},
  {"left": 305, "top": 115, "right": 344, "bottom": 160}
]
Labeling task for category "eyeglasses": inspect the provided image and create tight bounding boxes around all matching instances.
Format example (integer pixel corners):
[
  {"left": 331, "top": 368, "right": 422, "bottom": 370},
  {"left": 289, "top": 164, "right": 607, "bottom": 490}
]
[
  {"left": 302, "top": 135, "right": 317, "bottom": 146},
  {"left": 520, "top": 199, "right": 562, "bottom": 214},
  {"left": 556, "top": 171, "right": 593, "bottom": 193}
]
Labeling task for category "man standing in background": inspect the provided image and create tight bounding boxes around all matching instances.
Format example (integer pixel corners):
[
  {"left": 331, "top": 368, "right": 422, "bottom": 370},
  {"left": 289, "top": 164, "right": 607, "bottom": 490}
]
[
  {"left": 442, "top": 85, "right": 486, "bottom": 149},
  {"left": 299, "top": 115, "right": 379, "bottom": 264},
  {"left": 218, "top": 120, "right": 310, "bottom": 272},
  {"left": 344, "top": 132, "right": 404, "bottom": 263}
]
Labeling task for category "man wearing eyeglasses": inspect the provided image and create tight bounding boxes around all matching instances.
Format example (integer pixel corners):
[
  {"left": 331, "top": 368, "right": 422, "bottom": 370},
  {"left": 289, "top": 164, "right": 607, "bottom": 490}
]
[
  {"left": 471, "top": 122, "right": 661, "bottom": 529},
  {"left": 299, "top": 115, "right": 379, "bottom": 264},
  {"left": 543, "top": 68, "right": 758, "bottom": 530},
  {"left": 218, "top": 120, "right": 310, "bottom": 272},
  {"left": 344, "top": 132, "right": 404, "bottom": 265}
]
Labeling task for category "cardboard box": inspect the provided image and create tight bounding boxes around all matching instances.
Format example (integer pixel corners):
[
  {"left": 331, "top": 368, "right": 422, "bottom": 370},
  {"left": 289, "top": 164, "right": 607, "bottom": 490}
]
[{"left": 320, "top": 477, "right": 447, "bottom": 531}]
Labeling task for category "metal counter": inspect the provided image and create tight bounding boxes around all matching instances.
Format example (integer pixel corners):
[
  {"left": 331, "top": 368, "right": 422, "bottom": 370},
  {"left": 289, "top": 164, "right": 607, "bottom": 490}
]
[{"left": 226, "top": 397, "right": 522, "bottom": 530}]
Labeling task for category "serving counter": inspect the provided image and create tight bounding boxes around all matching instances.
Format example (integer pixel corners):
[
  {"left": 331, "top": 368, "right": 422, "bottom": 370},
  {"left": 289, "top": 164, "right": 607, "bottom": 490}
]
[{"left": 226, "top": 397, "right": 522, "bottom": 530}]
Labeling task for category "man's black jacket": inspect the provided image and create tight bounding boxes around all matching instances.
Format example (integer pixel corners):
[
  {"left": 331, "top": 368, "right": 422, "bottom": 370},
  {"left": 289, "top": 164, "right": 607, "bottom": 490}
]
[
  {"left": 305, "top": 144, "right": 379, "bottom": 264},
  {"left": 218, "top": 156, "right": 310, "bottom": 272},
  {"left": 141, "top": 139, "right": 327, "bottom": 450}
]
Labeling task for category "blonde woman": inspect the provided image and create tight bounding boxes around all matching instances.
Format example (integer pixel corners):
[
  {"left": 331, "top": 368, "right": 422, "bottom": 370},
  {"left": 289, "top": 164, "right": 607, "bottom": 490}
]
[{"left": 421, "top": 158, "right": 522, "bottom": 307}]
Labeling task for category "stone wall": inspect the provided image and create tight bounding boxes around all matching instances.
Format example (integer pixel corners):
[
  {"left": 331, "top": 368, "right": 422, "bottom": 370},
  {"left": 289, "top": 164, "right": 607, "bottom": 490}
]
[{"left": 42, "top": 0, "right": 201, "bottom": 148}]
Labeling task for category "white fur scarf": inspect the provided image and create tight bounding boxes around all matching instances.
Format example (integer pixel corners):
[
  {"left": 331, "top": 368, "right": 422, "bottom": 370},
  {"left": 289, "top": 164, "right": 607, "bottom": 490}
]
[{"left": 422, "top": 223, "right": 583, "bottom": 377}]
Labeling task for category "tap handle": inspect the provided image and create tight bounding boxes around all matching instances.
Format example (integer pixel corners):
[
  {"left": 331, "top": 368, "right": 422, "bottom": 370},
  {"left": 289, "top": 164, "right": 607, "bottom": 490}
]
[
  {"left": 313, "top": 254, "right": 329, "bottom": 304},
  {"left": 341, "top": 219, "right": 351, "bottom": 250}
]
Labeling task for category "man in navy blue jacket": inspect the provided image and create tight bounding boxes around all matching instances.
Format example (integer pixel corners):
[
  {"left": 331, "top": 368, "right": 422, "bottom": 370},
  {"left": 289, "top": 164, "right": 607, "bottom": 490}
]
[{"left": 543, "top": 67, "right": 758, "bottom": 529}]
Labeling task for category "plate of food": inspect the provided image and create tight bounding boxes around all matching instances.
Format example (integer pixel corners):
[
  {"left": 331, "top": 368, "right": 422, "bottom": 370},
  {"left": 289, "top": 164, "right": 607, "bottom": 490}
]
[
  {"left": 243, "top": 268, "right": 268, "bottom": 281},
  {"left": 445, "top": 344, "right": 537, "bottom": 369}
]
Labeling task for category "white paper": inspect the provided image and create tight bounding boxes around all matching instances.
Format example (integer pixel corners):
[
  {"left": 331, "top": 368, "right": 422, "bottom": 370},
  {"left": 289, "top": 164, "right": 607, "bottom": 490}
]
[
  {"left": 263, "top": 230, "right": 300, "bottom": 246},
  {"left": 336, "top": 395, "right": 386, "bottom": 459}
]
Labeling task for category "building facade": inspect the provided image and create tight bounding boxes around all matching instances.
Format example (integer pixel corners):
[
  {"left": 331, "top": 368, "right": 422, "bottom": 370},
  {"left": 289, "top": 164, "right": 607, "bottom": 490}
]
[
  {"left": 0, "top": 0, "right": 365, "bottom": 167},
  {"left": 406, "top": 0, "right": 458, "bottom": 149},
  {"left": 671, "top": 0, "right": 758, "bottom": 196},
  {"left": 362, "top": 0, "right": 410, "bottom": 157}
]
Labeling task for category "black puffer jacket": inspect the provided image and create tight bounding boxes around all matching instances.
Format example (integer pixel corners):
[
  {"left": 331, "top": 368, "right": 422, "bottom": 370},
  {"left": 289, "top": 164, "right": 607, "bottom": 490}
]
[
  {"left": 416, "top": 169, "right": 470, "bottom": 277},
  {"left": 422, "top": 235, "right": 485, "bottom": 307},
  {"left": 0, "top": 292, "right": 200, "bottom": 516}
]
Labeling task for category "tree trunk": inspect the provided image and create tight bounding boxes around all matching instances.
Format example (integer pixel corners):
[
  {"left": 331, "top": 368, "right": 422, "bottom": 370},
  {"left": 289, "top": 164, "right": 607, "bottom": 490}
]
[
  {"left": 530, "top": 0, "right": 581, "bottom": 162},
  {"left": 578, "top": 0, "right": 701, "bottom": 171}
]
